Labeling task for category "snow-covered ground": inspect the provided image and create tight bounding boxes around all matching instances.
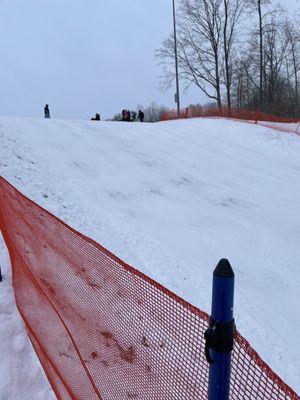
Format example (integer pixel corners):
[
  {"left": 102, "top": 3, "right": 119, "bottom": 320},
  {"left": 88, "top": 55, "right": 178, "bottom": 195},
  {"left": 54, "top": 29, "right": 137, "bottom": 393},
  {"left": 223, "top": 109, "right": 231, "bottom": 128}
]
[
  {"left": 257, "top": 121, "right": 300, "bottom": 134},
  {"left": 0, "top": 117, "right": 299, "bottom": 398},
  {"left": 0, "top": 236, "right": 54, "bottom": 400}
]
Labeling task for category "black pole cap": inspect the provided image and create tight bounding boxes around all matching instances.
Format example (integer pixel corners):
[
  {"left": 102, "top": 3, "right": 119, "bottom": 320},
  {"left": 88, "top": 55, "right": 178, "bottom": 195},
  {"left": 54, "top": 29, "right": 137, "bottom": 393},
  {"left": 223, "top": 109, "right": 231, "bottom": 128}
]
[{"left": 214, "top": 259, "right": 234, "bottom": 278}]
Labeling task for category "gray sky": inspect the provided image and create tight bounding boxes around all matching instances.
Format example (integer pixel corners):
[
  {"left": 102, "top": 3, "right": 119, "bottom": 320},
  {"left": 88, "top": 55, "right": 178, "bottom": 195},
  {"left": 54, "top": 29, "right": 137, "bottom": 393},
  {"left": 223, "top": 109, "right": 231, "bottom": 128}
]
[{"left": 0, "top": 0, "right": 299, "bottom": 120}]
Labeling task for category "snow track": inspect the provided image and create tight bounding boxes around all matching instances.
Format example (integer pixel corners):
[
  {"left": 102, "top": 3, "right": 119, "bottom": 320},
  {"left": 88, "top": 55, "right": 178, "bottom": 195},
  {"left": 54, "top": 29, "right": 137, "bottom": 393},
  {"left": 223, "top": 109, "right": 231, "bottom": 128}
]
[{"left": 0, "top": 117, "right": 299, "bottom": 398}]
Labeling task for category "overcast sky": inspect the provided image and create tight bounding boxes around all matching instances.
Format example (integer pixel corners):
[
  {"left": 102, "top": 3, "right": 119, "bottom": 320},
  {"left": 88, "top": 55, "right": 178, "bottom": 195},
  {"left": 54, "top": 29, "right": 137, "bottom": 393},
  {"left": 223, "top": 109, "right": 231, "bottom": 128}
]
[{"left": 0, "top": 0, "right": 299, "bottom": 120}]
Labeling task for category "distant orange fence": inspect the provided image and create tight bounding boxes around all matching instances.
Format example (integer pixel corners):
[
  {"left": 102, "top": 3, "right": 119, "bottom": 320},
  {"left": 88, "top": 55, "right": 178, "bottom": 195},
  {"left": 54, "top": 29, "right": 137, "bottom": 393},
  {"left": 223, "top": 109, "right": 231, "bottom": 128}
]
[
  {"left": 0, "top": 176, "right": 299, "bottom": 400},
  {"left": 161, "top": 107, "right": 300, "bottom": 134}
]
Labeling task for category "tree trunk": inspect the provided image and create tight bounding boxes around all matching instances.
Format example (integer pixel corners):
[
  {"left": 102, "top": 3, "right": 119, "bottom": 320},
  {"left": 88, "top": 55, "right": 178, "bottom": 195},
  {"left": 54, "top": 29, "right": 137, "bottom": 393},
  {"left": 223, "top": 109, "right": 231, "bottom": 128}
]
[
  {"left": 292, "top": 44, "right": 299, "bottom": 116},
  {"left": 223, "top": 0, "right": 231, "bottom": 109},
  {"left": 258, "top": 0, "right": 263, "bottom": 109},
  {"left": 214, "top": 48, "right": 222, "bottom": 108}
]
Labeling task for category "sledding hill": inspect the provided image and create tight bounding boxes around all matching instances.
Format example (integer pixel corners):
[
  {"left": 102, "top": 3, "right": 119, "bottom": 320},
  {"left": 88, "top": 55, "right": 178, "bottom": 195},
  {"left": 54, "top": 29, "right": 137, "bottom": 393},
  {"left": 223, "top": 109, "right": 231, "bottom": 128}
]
[{"left": 0, "top": 117, "right": 300, "bottom": 398}]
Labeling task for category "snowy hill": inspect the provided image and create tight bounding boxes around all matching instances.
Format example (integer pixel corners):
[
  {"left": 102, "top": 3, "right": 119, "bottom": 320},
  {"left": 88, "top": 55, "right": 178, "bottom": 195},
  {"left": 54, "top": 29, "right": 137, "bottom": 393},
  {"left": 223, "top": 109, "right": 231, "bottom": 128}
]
[{"left": 0, "top": 117, "right": 299, "bottom": 398}]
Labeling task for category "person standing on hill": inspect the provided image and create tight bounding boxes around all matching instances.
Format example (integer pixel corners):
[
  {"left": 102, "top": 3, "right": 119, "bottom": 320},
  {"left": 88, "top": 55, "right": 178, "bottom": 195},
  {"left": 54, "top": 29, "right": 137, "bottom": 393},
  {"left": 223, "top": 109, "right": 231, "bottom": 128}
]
[
  {"left": 138, "top": 109, "right": 144, "bottom": 122},
  {"left": 131, "top": 111, "right": 137, "bottom": 122},
  {"left": 44, "top": 104, "right": 50, "bottom": 119}
]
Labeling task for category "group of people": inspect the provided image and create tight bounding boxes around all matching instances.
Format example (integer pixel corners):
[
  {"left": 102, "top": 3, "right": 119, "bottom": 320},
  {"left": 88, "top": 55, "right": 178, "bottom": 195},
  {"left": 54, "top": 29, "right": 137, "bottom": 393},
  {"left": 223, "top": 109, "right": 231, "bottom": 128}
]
[
  {"left": 122, "top": 109, "right": 144, "bottom": 122},
  {"left": 44, "top": 104, "right": 144, "bottom": 123}
]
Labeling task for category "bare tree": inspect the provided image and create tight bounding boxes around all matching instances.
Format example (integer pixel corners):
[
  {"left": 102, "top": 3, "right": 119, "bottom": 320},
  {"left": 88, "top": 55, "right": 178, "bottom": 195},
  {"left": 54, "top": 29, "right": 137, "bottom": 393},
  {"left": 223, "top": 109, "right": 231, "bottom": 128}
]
[
  {"left": 157, "top": 0, "right": 224, "bottom": 108},
  {"left": 284, "top": 19, "right": 300, "bottom": 115},
  {"left": 263, "top": 19, "right": 290, "bottom": 109},
  {"left": 247, "top": 0, "right": 283, "bottom": 108},
  {"left": 232, "top": 12, "right": 299, "bottom": 117},
  {"left": 257, "top": 0, "right": 266, "bottom": 106},
  {"left": 157, "top": 0, "right": 247, "bottom": 109},
  {"left": 158, "top": 0, "right": 299, "bottom": 117},
  {"left": 222, "top": 0, "right": 248, "bottom": 108}
]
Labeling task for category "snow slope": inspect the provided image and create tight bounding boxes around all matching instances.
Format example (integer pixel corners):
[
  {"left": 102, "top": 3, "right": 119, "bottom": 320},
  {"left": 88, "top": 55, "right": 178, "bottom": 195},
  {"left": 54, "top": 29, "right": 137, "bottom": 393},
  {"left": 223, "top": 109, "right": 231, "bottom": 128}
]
[
  {"left": 0, "top": 117, "right": 299, "bottom": 398},
  {"left": 256, "top": 121, "right": 300, "bottom": 134}
]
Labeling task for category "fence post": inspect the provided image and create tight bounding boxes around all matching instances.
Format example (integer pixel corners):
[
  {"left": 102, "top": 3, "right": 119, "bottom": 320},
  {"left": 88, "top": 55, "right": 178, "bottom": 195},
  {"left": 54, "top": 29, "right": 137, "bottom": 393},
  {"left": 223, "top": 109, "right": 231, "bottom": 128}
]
[
  {"left": 204, "top": 259, "right": 235, "bottom": 400},
  {"left": 255, "top": 109, "right": 259, "bottom": 124}
]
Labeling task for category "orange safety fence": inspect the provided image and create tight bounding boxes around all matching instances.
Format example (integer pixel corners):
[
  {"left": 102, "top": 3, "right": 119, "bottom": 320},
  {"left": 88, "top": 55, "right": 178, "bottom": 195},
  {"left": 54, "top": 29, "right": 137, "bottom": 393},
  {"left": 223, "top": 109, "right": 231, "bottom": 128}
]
[
  {"left": 161, "top": 106, "right": 300, "bottom": 135},
  {"left": 0, "top": 176, "right": 299, "bottom": 400}
]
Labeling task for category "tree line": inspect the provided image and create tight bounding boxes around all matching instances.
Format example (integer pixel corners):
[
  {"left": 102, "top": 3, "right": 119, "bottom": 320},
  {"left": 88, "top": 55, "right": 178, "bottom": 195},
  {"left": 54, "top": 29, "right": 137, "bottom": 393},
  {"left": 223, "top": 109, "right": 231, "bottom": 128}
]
[{"left": 157, "top": 0, "right": 300, "bottom": 117}]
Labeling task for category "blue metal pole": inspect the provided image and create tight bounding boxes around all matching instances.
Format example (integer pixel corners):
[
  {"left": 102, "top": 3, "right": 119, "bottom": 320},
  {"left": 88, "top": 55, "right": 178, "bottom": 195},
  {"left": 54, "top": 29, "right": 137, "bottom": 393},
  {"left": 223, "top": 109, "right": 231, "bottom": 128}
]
[{"left": 205, "top": 259, "right": 235, "bottom": 400}]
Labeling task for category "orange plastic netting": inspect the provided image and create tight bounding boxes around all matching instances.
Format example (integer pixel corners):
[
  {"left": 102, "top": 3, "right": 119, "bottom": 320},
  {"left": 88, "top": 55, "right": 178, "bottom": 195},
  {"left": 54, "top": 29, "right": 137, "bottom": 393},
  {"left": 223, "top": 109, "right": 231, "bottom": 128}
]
[
  {"left": 161, "top": 107, "right": 300, "bottom": 135},
  {"left": 0, "top": 177, "right": 298, "bottom": 400}
]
